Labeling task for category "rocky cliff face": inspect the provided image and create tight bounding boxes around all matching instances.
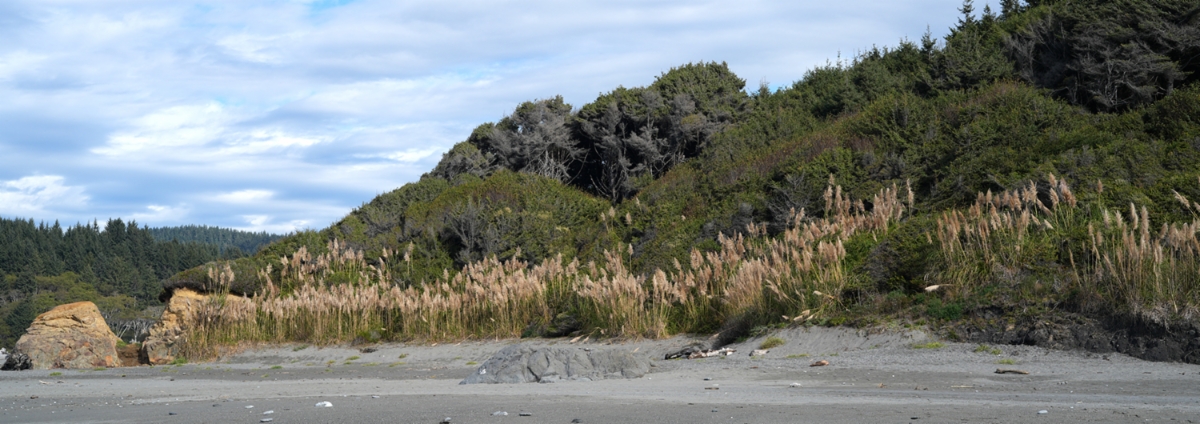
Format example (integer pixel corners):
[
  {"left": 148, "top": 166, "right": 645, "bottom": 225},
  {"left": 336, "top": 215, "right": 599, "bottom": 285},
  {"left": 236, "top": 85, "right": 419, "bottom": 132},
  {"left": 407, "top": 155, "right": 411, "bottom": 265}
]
[{"left": 14, "top": 302, "right": 121, "bottom": 369}]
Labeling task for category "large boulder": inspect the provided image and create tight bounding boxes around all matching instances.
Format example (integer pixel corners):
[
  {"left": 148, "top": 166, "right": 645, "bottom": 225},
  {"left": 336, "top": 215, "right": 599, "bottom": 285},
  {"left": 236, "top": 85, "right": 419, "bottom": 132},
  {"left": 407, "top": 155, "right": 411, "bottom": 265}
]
[
  {"left": 142, "top": 288, "right": 252, "bottom": 364},
  {"left": 13, "top": 301, "right": 121, "bottom": 369},
  {"left": 460, "top": 344, "right": 650, "bottom": 384}
]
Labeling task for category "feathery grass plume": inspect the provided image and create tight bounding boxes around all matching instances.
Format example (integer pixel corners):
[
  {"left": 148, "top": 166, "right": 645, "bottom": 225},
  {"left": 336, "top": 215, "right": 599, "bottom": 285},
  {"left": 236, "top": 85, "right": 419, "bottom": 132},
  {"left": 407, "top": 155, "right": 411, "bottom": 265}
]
[{"left": 175, "top": 178, "right": 912, "bottom": 355}]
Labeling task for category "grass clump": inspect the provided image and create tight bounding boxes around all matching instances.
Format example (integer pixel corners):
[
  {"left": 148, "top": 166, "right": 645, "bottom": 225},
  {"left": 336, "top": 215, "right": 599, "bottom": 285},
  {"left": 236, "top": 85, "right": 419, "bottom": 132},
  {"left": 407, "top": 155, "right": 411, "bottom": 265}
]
[
  {"left": 270, "top": 365, "right": 282, "bottom": 370},
  {"left": 49, "top": 372, "right": 62, "bottom": 377},
  {"left": 911, "top": 341, "right": 945, "bottom": 349},
  {"left": 292, "top": 344, "right": 309, "bottom": 352},
  {"left": 346, "top": 356, "right": 360, "bottom": 361},
  {"left": 785, "top": 353, "right": 810, "bottom": 359},
  {"left": 996, "top": 358, "right": 1017, "bottom": 365},
  {"left": 974, "top": 345, "right": 1003, "bottom": 355},
  {"left": 759, "top": 336, "right": 786, "bottom": 350}
]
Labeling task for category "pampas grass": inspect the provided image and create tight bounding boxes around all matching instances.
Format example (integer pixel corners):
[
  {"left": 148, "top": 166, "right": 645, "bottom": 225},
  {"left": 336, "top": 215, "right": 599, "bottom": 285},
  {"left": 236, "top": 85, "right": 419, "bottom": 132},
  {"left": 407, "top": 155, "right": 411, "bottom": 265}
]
[{"left": 179, "top": 179, "right": 910, "bottom": 355}]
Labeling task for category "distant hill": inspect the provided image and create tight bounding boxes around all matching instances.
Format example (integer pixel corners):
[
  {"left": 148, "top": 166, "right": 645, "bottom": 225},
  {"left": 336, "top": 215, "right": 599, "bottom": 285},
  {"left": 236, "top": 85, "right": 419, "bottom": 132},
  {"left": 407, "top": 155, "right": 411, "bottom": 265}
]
[{"left": 147, "top": 225, "right": 283, "bottom": 256}]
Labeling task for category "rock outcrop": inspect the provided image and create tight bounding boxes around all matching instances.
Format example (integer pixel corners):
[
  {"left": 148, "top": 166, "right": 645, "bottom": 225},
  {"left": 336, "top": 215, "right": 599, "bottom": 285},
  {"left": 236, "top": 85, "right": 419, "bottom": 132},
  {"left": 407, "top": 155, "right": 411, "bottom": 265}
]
[
  {"left": 142, "top": 288, "right": 252, "bottom": 364},
  {"left": 142, "top": 288, "right": 206, "bottom": 365},
  {"left": 460, "top": 344, "right": 650, "bottom": 384},
  {"left": 13, "top": 301, "right": 121, "bottom": 369}
]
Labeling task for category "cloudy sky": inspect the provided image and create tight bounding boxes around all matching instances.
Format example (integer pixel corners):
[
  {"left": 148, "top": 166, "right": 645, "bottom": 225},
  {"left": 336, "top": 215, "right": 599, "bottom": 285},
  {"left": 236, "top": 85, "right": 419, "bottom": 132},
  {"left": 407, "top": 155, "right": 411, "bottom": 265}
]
[{"left": 0, "top": 0, "right": 985, "bottom": 234}]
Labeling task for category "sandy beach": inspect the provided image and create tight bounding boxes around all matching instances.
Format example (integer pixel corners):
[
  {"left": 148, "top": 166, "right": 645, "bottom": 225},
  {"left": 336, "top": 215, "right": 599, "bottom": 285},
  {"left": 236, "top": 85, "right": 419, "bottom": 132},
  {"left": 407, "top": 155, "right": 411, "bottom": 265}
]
[{"left": 2, "top": 327, "right": 1198, "bottom": 423}]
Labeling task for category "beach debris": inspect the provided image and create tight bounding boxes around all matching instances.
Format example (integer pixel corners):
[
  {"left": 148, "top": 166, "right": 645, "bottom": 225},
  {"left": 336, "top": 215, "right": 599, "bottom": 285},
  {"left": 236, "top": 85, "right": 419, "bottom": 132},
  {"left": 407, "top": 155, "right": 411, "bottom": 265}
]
[
  {"left": 492, "top": 411, "right": 508, "bottom": 416},
  {"left": 995, "top": 368, "right": 1030, "bottom": 375},
  {"left": 924, "top": 285, "right": 947, "bottom": 292},
  {"left": 168, "top": 412, "right": 177, "bottom": 416},
  {"left": 572, "top": 419, "right": 583, "bottom": 423},
  {"left": 440, "top": 417, "right": 452, "bottom": 423},
  {"left": 790, "top": 382, "right": 802, "bottom": 388},
  {"left": 810, "top": 360, "right": 829, "bottom": 367},
  {"left": 704, "top": 384, "right": 720, "bottom": 390},
  {"left": 460, "top": 344, "right": 649, "bottom": 384},
  {"left": 372, "top": 395, "right": 380, "bottom": 398},
  {"left": 519, "top": 412, "right": 533, "bottom": 416},
  {"left": 2, "top": 351, "right": 31, "bottom": 371},
  {"left": 315, "top": 401, "right": 333, "bottom": 407},
  {"left": 245, "top": 405, "right": 254, "bottom": 409},
  {"left": 261, "top": 419, "right": 273, "bottom": 423},
  {"left": 703, "top": 377, "right": 712, "bottom": 381},
  {"left": 711, "top": 409, "right": 719, "bottom": 413},
  {"left": 1038, "top": 410, "right": 1048, "bottom": 414},
  {"left": 665, "top": 344, "right": 737, "bottom": 360},
  {"left": 750, "top": 349, "right": 769, "bottom": 357},
  {"left": 263, "top": 410, "right": 274, "bottom": 415}
]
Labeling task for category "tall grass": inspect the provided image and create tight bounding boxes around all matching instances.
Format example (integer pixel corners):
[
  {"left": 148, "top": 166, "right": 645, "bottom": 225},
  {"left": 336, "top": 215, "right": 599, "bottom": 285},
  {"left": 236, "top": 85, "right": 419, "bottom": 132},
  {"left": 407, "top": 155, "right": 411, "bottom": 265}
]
[
  {"left": 178, "top": 179, "right": 911, "bottom": 355},
  {"left": 932, "top": 174, "right": 1199, "bottom": 323},
  {"left": 177, "top": 174, "right": 1198, "bottom": 357}
]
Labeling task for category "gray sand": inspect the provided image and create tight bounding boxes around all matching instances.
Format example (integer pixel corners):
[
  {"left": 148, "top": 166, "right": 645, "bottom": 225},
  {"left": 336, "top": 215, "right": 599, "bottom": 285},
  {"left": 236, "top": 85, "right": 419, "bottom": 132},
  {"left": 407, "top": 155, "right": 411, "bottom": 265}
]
[{"left": 2, "top": 327, "right": 1198, "bottom": 423}]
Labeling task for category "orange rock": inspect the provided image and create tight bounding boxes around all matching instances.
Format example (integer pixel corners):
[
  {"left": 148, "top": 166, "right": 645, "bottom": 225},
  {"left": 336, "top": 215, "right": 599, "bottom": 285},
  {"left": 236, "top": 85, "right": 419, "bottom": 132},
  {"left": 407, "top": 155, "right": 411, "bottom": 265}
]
[{"left": 14, "top": 302, "right": 121, "bottom": 369}]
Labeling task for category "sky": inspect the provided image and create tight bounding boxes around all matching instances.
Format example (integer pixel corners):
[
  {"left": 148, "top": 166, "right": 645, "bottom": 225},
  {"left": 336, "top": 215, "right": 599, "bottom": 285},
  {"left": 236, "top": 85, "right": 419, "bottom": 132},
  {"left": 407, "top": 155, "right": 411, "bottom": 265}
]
[{"left": 0, "top": 0, "right": 990, "bottom": 234}]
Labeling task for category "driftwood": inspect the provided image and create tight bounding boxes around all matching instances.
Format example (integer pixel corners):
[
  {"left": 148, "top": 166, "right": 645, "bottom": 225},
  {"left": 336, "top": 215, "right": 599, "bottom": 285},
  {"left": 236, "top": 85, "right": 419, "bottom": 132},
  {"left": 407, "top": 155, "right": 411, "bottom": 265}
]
[
  {"left": 810, "top": 360, "right": 830, "bottom": 367},
  {"left": 994, "top": 368, "right": 1030, "bottom": 375},
  {"left": 664, "top": 345, "right": 736, "bottom": 360}
]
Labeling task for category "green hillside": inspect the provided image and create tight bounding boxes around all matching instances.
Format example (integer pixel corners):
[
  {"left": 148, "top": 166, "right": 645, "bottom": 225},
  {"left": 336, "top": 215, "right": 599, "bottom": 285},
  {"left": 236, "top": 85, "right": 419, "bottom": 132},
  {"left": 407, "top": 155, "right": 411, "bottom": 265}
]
[{"left": 163, "top": 0, "right": 1200, "bottom": 360}]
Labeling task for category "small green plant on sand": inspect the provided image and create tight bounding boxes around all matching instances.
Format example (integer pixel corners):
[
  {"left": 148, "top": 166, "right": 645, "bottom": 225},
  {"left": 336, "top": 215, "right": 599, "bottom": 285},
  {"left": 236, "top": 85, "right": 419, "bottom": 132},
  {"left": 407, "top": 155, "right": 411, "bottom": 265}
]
[
  {"left": 785, "top": 354, "right": 810, "bottom": 359},
  {"left": 293, "top": 344, "right": 309, "bottom": 352},
  {"left": 170, "top": 357, "right": 187, "bottom": 366},
  {"left": 466, "top": 361, "right": 478, "bottom": 365},
  {"left": 270, "top": 365, "right": 282, "bottom": 370},
  {"left": 347, "top": 356, "right": 360, "bottom": 361},
  {"left": 759, "top": 337, "right": 786, "bottom": 350},
  {"left": 996, "top": 358, "right": 1017, "bottom": 365},
  {"left": 911, "top": 342, "right": 945, "bottom": 349},
  {"left": 49, "top": 372, "right": 62, "bottom": 377},
  {"left": 974, "top": 345, "right": 1003, "bottom": 355}
]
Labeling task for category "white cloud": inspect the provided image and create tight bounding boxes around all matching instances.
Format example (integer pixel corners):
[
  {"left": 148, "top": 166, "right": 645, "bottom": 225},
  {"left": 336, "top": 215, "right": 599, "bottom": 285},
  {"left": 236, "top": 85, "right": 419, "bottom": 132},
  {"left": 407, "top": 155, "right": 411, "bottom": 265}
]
[
  {"left": 366, "top": 147, "right": 441, "bottom": 163},
  {"left": 239, "top": 214, "right": 310, "bottom": 234},
  {"left": 213, "top": 189, "right": 275, "bottom": 203},
  {"left": 128, "top": 203, "right": 189, "bottom": 224},
  {"left": 0, "top": 175, "right": 88, "bottom": 216}
]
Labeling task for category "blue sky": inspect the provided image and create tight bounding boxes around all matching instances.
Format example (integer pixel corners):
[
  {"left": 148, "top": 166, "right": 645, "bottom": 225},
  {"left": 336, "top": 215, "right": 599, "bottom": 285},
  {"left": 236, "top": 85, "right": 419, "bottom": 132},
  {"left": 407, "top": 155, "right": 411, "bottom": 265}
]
[{"left": 0, "top": 0, "right": 990, "bottom": 234}]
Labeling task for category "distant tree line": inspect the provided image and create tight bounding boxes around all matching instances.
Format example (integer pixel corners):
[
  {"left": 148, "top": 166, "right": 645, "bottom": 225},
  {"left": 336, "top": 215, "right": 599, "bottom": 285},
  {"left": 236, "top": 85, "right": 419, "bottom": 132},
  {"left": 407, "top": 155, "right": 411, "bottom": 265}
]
[{"left": 147, "top": 225, "right": 282, "bottom": 257}]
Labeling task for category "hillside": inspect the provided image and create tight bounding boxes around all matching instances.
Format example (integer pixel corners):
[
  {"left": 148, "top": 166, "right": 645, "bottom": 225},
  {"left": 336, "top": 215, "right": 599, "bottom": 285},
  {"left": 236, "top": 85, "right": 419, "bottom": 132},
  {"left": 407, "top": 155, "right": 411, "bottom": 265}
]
[{"left": 159, "top": 0, "right": 1200, "bottom": 361}]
